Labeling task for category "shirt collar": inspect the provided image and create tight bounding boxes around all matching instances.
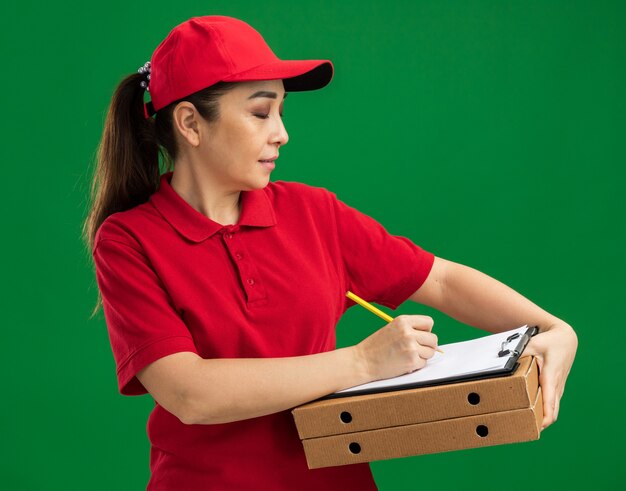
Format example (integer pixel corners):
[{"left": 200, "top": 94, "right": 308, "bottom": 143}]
[{"left": 149, "top": 171, "right": 277, "bottom": 243}]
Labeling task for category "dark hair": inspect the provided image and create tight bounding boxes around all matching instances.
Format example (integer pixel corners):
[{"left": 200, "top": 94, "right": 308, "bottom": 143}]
[{"left": 82, "top": 72, "right": 238, "bottom": 318}]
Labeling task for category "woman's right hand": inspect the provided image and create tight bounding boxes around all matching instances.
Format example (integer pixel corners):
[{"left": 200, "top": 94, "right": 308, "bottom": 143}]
[{"left": 353, "top": 315, "right": 439, "bottom": 382}]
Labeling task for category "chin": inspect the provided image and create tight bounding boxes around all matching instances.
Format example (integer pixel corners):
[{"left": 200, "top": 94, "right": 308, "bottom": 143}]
[{"left": 241, "top": 176, "right": 271, "bottom": 191}]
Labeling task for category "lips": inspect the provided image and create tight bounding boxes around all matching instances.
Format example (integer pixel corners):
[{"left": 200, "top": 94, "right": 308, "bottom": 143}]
[{"left": 258, "top": 155, "right": 278, "bottom": 162}]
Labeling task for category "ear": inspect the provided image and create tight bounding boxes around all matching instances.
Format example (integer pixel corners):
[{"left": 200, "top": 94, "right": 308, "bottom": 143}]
[{"left": 172, "top": 102, "right": 202, "bottom": 148}]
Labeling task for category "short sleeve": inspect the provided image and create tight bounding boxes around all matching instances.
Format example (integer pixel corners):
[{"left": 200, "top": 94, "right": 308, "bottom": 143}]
[
  {"left": 93, "top": 237, "right": 198, "bottom": 396},
  {"left": 329, "top": 192, "right": 435, "bottom": 310}
]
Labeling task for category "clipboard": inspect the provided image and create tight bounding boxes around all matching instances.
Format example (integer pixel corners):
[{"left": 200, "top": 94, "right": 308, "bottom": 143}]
[{"left": 324, "top": 325, "right": 538, "bottom": 399}]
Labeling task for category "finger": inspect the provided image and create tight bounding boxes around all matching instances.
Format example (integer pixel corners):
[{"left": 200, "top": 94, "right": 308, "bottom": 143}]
[
  {"left": 542, "top": 402, "right": 554, "bottom": 430},
  {"left": 520, "top": 343, "right": 544, "bottom": 374},
  {"left": 406, "top": 315, "right": 434, "bottom": 332},
  {"left": 541, "top": 384, "right": 557, "bottom": 430},
  {"left": 416, "top": 344, "right": 436, "bottom": 360},
  {"left": 521, "top": 336, "right": 543, "bottom": 358},
  {"left": 553, "top": 397, "right": 560, "bottom": 422},
  {"left": 414, "top": 331, "right": 438, "bottom": 350}
]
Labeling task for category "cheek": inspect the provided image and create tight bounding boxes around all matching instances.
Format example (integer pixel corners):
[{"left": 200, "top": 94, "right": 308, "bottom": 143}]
[
  {"left": 222, "top": 120, "right": 264, "bottom": 155},
  {"left": 209, "top": 114, "right": 268, "bottom": 164},
  {"left": 240, "top": 125, "right": 269, "bottom": 159}
]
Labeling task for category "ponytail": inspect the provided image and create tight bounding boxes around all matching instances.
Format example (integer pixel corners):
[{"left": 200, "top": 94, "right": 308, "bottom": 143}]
[
  {"left": 83, "top": 73, "right": 162, "bottom": 247},
  {"left": 82, "top": 72, "right": 164, "bottom": 319},
  {"left": 83, "top": 74, "right": 238, "bottom": 318}
]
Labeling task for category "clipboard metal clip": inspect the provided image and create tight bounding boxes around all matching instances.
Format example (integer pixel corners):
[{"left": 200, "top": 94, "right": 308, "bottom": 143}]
[
  {"left": 498, "top": 332, "right": 521, "bottom": 358},
  {"left": 498, "top": 325, "right": 539, "bottom": 359}
]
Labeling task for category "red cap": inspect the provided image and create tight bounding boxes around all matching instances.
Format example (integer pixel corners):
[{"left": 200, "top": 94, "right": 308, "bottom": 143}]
[{"left": 147, "top": 15, "right": 334, "bottom": 113}]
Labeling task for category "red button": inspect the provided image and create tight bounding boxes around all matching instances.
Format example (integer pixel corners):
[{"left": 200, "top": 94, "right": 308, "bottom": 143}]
[
  {"left": 235, "top": 253, "right": 243, "bottom": 260},
  {"left": 247, "top": 278, "right": 255, "bottom": 285},
  {"left": 225, "top": 233, "right": 233, "bottom": 239}
]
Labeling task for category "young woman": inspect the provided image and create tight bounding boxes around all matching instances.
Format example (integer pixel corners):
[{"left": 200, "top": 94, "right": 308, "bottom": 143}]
[{"left": 83, "top": 15, "right": 577, "bottom": 490}]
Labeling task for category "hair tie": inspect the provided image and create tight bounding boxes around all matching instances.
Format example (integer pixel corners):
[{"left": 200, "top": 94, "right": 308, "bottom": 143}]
[
  {"left": 137, "top": 61, "right": 155, "bottom": 119},
  {"left": 137, "top": 61, "right": 151, "bottom": 91}
]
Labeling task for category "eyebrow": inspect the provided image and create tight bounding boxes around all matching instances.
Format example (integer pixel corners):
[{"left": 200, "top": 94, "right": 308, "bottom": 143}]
[{"left": 247, "top": 90, "right": 288, "bottom": 100}]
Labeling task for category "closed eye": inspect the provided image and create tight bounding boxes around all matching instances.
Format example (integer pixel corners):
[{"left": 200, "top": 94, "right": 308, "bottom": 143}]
[{"left": 254, "top": 112, "right": 284, "bottom": 120}]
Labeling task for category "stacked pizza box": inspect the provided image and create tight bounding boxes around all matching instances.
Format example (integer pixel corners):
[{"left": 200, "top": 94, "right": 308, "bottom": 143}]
[{"left": 292, "top": 356, "right": 542, "bottom": 469}]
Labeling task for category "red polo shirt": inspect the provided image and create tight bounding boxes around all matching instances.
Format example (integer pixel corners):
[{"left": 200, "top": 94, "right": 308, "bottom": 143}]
[{"left": 93, "top": 171, "right": 434, "bottom": 490}]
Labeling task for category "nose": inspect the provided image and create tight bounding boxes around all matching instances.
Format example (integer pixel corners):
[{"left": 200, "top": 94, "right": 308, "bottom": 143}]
[{"left": 272, "top": 114, "right": 289, "bottom": 147}]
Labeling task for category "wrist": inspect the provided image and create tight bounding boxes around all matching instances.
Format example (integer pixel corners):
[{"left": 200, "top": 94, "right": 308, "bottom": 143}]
[
  {"left": 539, "top": 319, "right": 571, "bottom": 333},
  {"left": 535, "top": 321, "right": 578, "bottom": 351},
  {"left": 348, "top": 344, "right": 372, "bottom": 387}
]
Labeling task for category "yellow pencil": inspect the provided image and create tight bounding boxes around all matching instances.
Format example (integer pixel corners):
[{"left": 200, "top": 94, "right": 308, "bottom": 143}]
[{"left": 346, "top": 291, "right": 444, "bottom": 354}]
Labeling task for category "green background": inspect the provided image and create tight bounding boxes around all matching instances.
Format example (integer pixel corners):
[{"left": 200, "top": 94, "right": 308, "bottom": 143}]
[{"left": 2, "top": 0, "right": 624, "bottom": 489}]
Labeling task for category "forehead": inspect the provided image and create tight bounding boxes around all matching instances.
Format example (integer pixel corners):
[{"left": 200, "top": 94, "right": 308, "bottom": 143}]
[{"left": 231, "top": 80, "right": 287, "bottom": 100}]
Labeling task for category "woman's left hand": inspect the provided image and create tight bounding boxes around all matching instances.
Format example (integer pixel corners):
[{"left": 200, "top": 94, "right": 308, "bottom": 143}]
[{"left": 523, "top": 322, "right": 578, "bottom": 430}]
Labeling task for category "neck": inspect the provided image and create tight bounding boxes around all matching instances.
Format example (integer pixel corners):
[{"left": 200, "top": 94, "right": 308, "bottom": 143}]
[{"left": 170, "top": 164, "right": 241, "bottom": 226}]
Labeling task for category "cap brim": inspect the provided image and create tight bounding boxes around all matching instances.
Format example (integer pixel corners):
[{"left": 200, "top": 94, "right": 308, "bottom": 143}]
[{"left": 222, "top": 60, "right": 333, "bottom": 91}]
